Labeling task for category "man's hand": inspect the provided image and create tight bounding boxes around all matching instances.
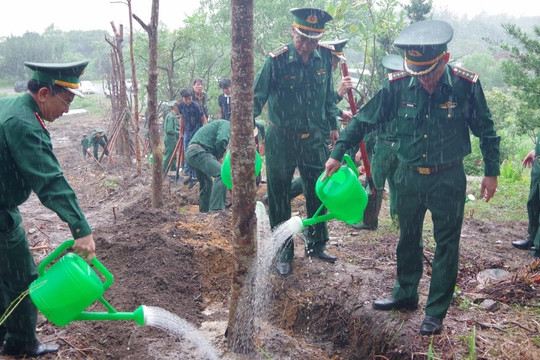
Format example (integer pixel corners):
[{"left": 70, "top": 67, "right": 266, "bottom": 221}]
[
  {"left": 329, "top": 130, "right": 339, "bottom": 150},
  {"left": 336, "top": 76, "right": 353, "bottom": 98},
  {"left": 523, "top": 149, "right": 535, "bottom": 168},
  {"left": 323, "top": 158, "right": 341, "bottom": 181},
  {"left": 73, "top": 234, "right": 96, "bottom": 262},
  {"left": 480, "top": 176, "right": 498, "bottom": 203}
]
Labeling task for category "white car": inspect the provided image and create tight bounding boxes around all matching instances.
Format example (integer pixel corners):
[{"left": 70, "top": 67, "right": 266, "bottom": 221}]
[{"left": 79, "top": 81, "right": 96, "bottom": 95}]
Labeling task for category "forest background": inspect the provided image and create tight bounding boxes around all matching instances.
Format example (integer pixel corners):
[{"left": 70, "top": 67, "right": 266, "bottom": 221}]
[{"left": 0, "top": 0, "right": 540, "bottom": 179}]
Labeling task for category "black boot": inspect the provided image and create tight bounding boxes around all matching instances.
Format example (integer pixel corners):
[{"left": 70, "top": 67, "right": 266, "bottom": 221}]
[
  {"left": 512, "top": 235, "right": 533, "bottom": 250},
  {"left": 2, "top": 340, "right": 59, "bottom": 357}
]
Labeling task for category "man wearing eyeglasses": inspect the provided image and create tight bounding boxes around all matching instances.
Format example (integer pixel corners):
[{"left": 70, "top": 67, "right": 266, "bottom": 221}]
[{"left": 0, "top": 61, "right": 96, "bottom": 357}]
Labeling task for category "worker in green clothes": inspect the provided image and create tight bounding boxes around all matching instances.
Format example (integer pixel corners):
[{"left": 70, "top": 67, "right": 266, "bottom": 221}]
[
  {"left": 324, "top": 20, "right": 500, "bottom": 335},
  {"left": 254, "top": 7, "right": 341, "bottom": 276},
  {"left": 288, "top": 38, "right": 353, "bottom": 200},
  {"left": 81, "top": 134, "right": 90, "bottom": 159},
  {"left": 352, "top": 54, "right": 403, "bottom": 230},
  {"left": 90, "top": 128, "right": 109, "bottom": 160},
  {"left": 512, "top": 138, "right": 540, "bottom": 263},
  {"left": 0, "top": 61, "right": 96, "bottom": 357},
  {"left": 186, "top": 119, "right": 231, "bottom": 212},
  {"left": 162, "top": 100, "right": 180, "bottom": 174}
]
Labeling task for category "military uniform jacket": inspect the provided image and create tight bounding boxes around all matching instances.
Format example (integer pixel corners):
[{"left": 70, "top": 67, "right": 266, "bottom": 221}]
[
  {"left": 254, "top": 42, "right": 339, "bottom": 135},
  {"left": 0, "top": 93, "right": 91, "bottom": 238},
  {"left": 189, "top": 119, "right": 231, "bottom": 159},
  {"left": 331, "top": 65, "right": 501, "bottom": 176},
  {"left": 164, "top": 111, "right": 180, "bottom": 138}
]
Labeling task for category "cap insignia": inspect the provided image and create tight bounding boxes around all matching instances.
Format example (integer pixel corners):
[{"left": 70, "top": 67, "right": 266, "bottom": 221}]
[
  {"left": 306, "top": 15, "right": 318, "bottom": 24},
  {"left": 408, "top": 49, "right": 422, "bottom": 57}
]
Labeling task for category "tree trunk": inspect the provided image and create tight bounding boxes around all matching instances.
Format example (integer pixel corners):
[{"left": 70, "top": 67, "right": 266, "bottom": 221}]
[
  {"left": 127, "top": 0, "right": 142, "bottom": 174},
  {"left": 227, "top": 0, "right": 256, "bottom": 354}
]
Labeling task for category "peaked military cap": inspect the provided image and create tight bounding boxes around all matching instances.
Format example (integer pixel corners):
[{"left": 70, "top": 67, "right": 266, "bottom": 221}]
[
  {"left": 290, "top": 7, "right": 333, "bottom": 40},
  {"left": 168, "top": 100, "right": 177, "bottom": 107},
  {"left": 321, "top": 39, "right": 348, "bottom": 60},
  {"left": 24, "top": 60, "right": 89, "bottom": 98},
  {"left": 393, "top": 20, "right": 453, "bottom": 76},
  {"left": 382, "top": 54, "right": 404, "bottom": 72}
]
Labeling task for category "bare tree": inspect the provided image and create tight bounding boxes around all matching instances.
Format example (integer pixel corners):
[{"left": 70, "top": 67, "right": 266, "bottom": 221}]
[
  {"left": 133, "top": 0, "right": 163, "bottom": 208},
  {"left": 227, "top": 0, "right": 257, "bottom": 354}
]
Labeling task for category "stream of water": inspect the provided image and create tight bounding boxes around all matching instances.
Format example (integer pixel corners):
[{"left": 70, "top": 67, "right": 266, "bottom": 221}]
[{"left": 143, "top": 305, "right": 220, "bottom": 360}]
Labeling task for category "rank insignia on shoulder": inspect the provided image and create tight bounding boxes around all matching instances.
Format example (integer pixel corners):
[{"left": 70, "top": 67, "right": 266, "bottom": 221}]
[
  {"left": 269, "top": 44, "right": 288, "bottom": 58},
  {"left": 452, "top": 67, "right": 479, "bottom": 83},
  {"left": 388, "top": 70, "right": 409, "bottom": 82}
]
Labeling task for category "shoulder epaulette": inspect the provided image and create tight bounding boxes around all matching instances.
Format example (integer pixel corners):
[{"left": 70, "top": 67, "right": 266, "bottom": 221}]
[
  {"left": 269, "top": 44, "right": 288, "bottom": 58},
  {"left": 387, "top": 70, "right": 409, "bottom": 82},
  {"left": 452, "top": 67, "right": 479, "bottom": 83}
]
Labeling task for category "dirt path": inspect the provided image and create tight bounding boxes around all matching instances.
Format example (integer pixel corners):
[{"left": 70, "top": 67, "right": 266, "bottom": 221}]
[{"left": 14, "top": 111, "right": 540, "bottom": 359}]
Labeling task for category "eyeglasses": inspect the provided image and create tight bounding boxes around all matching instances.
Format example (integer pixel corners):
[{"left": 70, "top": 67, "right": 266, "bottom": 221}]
[{"left": 56, "top": 95, "right": 73, "bottom": 108}]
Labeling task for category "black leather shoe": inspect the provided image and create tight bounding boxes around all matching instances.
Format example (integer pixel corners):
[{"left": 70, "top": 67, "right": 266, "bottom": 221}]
[
  {"left": 420, "top": 316, "right": 443, "bottom": 335},
  {"left": 512, "top": 236, "right": 533, "bottom": 250},
  {"left": 188, "top": 179, "right": 198, "bottom": 189},
  {"left": 372, "top": 297, "right": 418, "bottom": 311},
  {"left": 276, "top": 262, "right": 291, "bottom": 276},
  {"left": 306, "top": 250, "right": 337, "bottom": 263},
  {"left": 2, "top": 340, "right": 59, "bottom": 357},
  {"left": 352, "top": 222, "right": 377, "bottom": 230}
]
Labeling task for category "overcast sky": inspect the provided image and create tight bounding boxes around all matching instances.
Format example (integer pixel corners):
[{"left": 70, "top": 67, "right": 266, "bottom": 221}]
[{"left": 0, "top": 0, "right": 538, "bottom": 37}]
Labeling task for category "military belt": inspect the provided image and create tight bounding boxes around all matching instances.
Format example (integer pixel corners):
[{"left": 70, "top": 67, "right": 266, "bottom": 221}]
[
  {"left": 268, "top": 120, "right": 310, "bottom": 139},
  {"left": 408, "top": 160, "right": 462, "bottom": 175}
]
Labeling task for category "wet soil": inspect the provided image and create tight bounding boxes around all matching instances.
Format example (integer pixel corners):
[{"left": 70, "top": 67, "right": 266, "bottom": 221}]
[{"left": 9, "top": 110, "right": 540, "bottom": 359}]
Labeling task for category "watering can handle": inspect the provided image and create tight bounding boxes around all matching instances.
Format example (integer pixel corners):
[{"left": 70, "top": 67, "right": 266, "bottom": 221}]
[
  {"left": 37, "top": 239, "right": 114, "bottom": 291},
  {"left": 343, "top": 154, "right": 359, "bottom": 178}
]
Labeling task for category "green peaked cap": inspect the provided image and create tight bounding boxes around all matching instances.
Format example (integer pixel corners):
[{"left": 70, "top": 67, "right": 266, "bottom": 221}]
[
  {"left": 393, "top": 20, "right": 453, "bottom": 76},
  {"left": 24, "top": 60, "right": 89, "bottom": 97},
  {"left": 290, "top": 7, "right": 332, "bottom": 40}
]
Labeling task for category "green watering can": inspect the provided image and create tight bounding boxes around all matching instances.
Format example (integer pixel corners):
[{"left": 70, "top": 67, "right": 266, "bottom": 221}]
[
  {"left": 29, "top": 239, "right": 146, "bottom": 327},
  {"left": 299, "top": 154, "right": 368, "bottom": 228},
  {"left": 221, "top": 150, "right": 263, "bottom": 190}
]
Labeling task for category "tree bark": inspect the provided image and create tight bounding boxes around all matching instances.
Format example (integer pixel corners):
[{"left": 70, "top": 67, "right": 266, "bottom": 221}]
[
  {"left": 227, "top": 0, "right": 256, "bottom": 354},
  {"left": 134, "top": 0, "right": 163, "bottom": 208}
]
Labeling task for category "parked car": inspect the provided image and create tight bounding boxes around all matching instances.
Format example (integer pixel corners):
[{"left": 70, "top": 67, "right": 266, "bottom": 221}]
[
  {"left": 79, "top": 80, "right": 96, "bottom": 94},
  {"left": 14, "top": 80, "right": 27, "bottom": 93}
]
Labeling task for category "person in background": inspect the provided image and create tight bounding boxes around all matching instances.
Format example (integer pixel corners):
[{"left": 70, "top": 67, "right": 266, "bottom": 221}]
[
  {"left": 186, "top": 119, "right": 231, "bottom": 212},
  {"left": 0, "top": 61, "right": 96, "bottom": 357},
  {"left": 352, "top": 54, "right": 402, "bottom": 230},
  {"left": 162, "top": 100, "right": 180, "bottom": 174},
  {"left": 192, "top": 77, "right": 209, "bottom": 120},
  {"left": 81, "top": 134, "right": 90, "bottom": 159},
  {"left": 90, "top": 128, "right": 109, "bottom": 160},
  {"left": 324, "top": 20, "right": 500, "bottom": 335},
  {"left": 218, "top": 77, "right": 232, "bottom": 121},
  {"left": 178, "top": 87, "right": 207, "bottom": 187},
  {"left": 254, "top": 7, "right": 341, "bottom": 277},
  {"left": 512, "top": 141, "right": 540, "bottom": 262}
]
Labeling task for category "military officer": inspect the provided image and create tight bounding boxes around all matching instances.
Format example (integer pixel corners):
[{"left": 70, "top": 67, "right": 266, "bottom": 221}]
[
  {"left": 0, "top": 61, "right": 96, "bottom": 357},
  {"left": 185, "top": 119, "right": 231, "bottom": 212},
  {"left": 254, "top": 7, "right": 340, "bottom": 276},
  {"left": 512, "top": 139, "right": 540, "bottom": 262},
  {"left": 90, "top": 128, "right": 109, "bottom": 160},
  {"left": 81, "top": 134, "right": 90, "bottom": 159},
  {"left": 324, "top": 20, "right": 500, "bottom": 335},
  {"left": 162, "top": 100, "right": 180, "bottom": 173}
]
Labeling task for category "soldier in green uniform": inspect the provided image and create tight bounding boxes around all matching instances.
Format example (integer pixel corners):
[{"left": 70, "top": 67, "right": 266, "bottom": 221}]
[
  {"left": 162, "top": 100, "right": 180, "bottom": 173},
  {"left": 254, "top": 7, "right": 341, "bottom": 276},
  {"left": 324, "top": 20, "right": 500, "bottom": 335},
  {"left": 186, "top": 120, "right": 231, "bottom": 212},
  {"left": 352, "top": 54, "right": 402, "bottom": 230},
  {"left": 81, "top": 134, "right": 90, "bottom": 159},
  {"left": 90, "top": 128, "right": 109, "bottom": 160},
  {"left": 0, "top": 61, "right": 96, "bottom": 357},
  {"left": 512, "top": 141, "right": 540, "bottom": 262},
  {"left": 288, "top": 38, "right": 353, "bottom": 200}
]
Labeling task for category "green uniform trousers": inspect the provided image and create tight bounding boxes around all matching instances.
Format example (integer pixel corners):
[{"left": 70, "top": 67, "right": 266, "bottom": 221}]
[
  {"left": 186, "top": 145, "right": 227, "bottom": 213},
  {"left": 371, "top": 140, "right": 399, "bottom": 219},
  {"left": 0, "top": 208, "right": 38, "bottom": 347},
  {"left": 392, "top": 162, "right": 466, "bottom": 320},
  {"left": 265, "top": 127, "right": 329, "bottom": 263},
  {"left": 162, "top": 135, "right": 179, "bottom": 173},
  {"left": 527, "top": 156, "right": 540, "bottom": 258}
]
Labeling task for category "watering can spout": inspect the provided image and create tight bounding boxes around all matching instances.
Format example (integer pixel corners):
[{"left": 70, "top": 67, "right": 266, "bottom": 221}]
[
  {"left": 289, "top": 216, "right": 305, "bottom": 233},
  {"left": 74, "top": 305, "right": 147, "bottom": 326}
]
